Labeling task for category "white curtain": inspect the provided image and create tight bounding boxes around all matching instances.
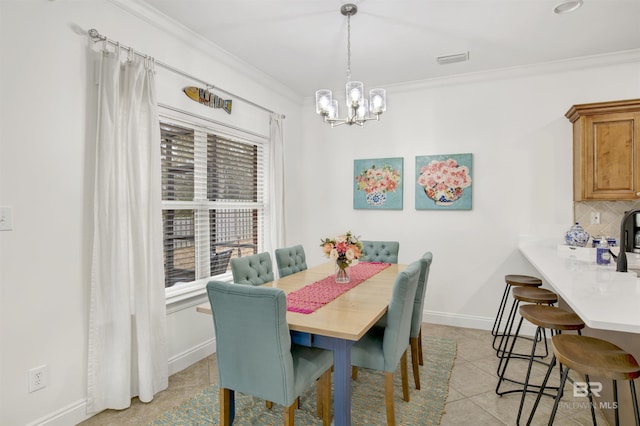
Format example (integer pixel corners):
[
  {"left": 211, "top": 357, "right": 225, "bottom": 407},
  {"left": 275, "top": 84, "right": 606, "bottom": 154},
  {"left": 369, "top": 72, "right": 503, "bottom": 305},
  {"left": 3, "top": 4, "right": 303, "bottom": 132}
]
[
  {"left": 87, "top": 46, "right": 168, "bottom": 413},
  {"left": 267, "top": 113, "right": 285, "bottom": 256}
]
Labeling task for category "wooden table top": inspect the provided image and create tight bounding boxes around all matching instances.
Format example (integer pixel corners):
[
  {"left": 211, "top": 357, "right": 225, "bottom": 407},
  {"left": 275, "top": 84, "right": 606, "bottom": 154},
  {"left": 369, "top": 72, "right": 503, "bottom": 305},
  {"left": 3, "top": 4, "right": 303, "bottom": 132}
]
[{"left": 196, "top": 261, "right": 406, "bottom": 341}]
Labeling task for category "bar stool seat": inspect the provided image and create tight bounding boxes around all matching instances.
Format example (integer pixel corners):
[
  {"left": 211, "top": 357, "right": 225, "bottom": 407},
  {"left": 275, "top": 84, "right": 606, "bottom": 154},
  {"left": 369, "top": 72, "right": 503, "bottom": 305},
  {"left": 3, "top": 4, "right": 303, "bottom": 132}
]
[
  {"left": 506, "top": 275, "right": 544, "bottom": 287},
  {"left": 511, "top": 287, "right": 558, "bottom": 305},
  {"left": 520, "top": 304, "right": 584, "bottom": 331},
  {"left": 492, "top": 275, "right": 542, "bottom": 352},
  {"left": 528, "top": 334, "right": 640, "bottom": 426}
]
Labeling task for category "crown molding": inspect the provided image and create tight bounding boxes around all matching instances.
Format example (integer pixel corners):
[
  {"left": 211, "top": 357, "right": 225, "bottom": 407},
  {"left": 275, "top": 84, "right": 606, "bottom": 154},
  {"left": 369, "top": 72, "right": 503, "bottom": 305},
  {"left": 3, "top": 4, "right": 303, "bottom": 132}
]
[
  {"left": 107, "top": 0, "right": 301, "bottom": 105},
  {"left": 386, "top": 49, "right": 640, "bottom": 94}
]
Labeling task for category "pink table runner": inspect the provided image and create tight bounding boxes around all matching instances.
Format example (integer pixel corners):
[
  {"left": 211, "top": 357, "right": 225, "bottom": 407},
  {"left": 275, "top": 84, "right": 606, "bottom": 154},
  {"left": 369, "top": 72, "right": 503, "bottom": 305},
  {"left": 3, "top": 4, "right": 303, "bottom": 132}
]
[{"left": 286, "top": 262, "right": 391, "bottom": 314}]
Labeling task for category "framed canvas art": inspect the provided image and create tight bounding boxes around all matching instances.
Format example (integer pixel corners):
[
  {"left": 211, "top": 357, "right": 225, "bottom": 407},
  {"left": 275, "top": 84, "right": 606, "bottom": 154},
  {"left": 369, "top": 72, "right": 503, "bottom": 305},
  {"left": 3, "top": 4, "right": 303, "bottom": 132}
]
[
  {"left": 353, "top": 157, "right": 403, "bottom": 210},
  {"left": 415, "top": 153, "right": 472, "bottom": 210}
]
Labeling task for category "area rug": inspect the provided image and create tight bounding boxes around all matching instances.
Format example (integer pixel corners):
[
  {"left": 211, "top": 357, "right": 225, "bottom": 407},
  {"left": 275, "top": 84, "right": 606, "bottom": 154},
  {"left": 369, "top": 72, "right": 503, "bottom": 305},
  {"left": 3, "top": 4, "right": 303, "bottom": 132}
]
[{"left": 149, "top": 336, "right": 456, "bottom": 425}]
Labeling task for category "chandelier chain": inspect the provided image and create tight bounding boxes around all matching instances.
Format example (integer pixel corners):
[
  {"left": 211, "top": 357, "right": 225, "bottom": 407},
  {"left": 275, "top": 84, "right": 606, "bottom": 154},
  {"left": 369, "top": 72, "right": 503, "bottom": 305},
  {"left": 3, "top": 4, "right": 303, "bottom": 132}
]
[{"left": 346, "top": 12, "right": 352, "bottom": 82}]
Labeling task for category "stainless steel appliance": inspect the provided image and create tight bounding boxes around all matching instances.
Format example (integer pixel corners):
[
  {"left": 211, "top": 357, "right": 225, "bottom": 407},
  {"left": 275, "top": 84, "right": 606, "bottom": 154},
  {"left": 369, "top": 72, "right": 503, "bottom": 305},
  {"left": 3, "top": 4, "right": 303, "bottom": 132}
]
[{"left": 623, "top": 211, "right": 640, "bottom": 253}]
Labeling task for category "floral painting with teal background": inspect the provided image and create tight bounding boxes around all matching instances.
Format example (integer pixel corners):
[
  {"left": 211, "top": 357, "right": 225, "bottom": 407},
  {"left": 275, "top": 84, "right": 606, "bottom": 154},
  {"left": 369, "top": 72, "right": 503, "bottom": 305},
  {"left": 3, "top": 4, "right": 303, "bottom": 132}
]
[
  {"left": 415, "top": 153, "right": 472, "bottom": 210},
  {"left": 354, "top": 157, "right": 403, "bottom": 210}
]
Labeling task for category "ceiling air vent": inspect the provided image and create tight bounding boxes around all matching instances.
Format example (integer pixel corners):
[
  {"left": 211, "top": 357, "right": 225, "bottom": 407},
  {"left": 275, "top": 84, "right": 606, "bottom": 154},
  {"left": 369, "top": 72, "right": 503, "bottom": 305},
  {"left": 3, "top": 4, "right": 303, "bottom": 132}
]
[{"left": 437, "top": 52, "right": 469, "bottom": 65}]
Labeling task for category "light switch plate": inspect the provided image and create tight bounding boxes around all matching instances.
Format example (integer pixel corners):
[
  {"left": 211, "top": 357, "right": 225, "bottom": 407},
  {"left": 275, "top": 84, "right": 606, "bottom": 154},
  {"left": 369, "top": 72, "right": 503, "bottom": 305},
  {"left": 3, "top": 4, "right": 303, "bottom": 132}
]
[{"left": 0, "top": 206, "right": 13, "bottom": 231}]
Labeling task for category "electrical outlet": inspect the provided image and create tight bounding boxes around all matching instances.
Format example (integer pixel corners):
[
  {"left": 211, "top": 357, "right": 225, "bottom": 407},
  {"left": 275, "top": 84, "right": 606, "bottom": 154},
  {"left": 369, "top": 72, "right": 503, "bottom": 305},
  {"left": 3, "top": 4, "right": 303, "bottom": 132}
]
[
  {"left": 590, "top": 211, "right": 601, "bottom": 224},
  {"left": 28, "top": 365, "right": 48, "bottom": 392}
]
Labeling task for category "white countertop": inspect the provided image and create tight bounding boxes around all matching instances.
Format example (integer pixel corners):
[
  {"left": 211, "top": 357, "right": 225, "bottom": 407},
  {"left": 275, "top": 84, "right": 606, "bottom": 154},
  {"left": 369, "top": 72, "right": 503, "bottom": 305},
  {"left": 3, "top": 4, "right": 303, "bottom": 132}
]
[{"left": 519, "top": 238, "right": 640, "bottom": 333}]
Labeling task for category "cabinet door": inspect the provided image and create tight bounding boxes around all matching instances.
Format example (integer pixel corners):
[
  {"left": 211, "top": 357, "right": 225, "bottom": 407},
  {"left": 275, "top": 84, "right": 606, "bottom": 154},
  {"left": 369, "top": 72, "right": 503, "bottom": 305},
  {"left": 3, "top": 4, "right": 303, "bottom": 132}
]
[{"left": 583, "top": 112, "right": 640, "bottom": 200}]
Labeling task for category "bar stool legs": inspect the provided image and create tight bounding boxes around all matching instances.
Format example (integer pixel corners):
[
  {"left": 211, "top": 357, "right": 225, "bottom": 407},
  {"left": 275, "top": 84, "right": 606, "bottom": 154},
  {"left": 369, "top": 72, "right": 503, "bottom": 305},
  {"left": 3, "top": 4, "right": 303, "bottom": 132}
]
[
  {"left": 496, "top": 287, "right": 558, "bottom": 383},
  {"left": 492, "top": 275, "right": 542, "bottom": 352}
]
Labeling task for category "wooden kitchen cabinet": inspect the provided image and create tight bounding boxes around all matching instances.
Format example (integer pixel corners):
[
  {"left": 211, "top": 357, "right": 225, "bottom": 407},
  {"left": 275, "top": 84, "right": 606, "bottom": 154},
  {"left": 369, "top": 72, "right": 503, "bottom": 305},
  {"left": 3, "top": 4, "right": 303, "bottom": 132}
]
[{"left": 566, "top": 99, "right": 640, "bottom": 201}]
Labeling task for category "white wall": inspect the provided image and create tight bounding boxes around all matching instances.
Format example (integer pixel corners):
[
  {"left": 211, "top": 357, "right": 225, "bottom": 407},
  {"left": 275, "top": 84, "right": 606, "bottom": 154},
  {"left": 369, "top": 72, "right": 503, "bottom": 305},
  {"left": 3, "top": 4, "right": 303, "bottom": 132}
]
[
  {"left": 290, "top": 58, "right": 640, "bottom": 328},
  {"left": 0, "top": 1, "right": 301, "bottom": 425}
]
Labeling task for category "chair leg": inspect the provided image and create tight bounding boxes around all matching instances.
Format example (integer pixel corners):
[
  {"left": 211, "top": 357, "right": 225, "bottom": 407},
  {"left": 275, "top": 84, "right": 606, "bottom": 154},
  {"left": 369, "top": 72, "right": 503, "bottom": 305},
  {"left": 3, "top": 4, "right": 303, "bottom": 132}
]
[
  {"left": 351, "top": 365, "right": 358, "bottom": 380},
  {"left": 401, "top": 350, "right": 410, "bottom": 402},
  {"left": 220, "top": 388, "right": 234, "bottom": 426},
  {"left": 410, "top": 337, "right": 421, "bottom": 389},
  {"left": 418, "top": 328, "right": 424, "bottom": 366},
  {"left": 316, "top": 377, "right": 323, "bottom": 418},
  {"left": 284, "top": 402, "right": 295, "bottom": 426},
  {"left": 384, "top": 372, "right": 396, "bottom": 426},
  {"left": 317, "top": 369, "right": 332, "bottom": 426}
]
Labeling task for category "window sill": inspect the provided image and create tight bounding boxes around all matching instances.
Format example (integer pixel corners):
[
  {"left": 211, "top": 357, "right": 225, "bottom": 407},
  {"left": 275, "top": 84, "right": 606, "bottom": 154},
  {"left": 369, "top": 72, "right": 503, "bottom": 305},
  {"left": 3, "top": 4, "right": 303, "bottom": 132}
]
[{"left": 165, "top": 272, "right": 232, "bottom": 314}]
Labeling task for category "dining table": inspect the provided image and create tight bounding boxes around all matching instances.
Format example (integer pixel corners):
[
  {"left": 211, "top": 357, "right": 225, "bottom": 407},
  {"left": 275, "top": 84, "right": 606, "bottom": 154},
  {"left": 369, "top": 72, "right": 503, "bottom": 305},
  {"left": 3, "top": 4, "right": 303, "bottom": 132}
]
[{"left": 196, "top": 261, "right": 406, "bottom": 426}]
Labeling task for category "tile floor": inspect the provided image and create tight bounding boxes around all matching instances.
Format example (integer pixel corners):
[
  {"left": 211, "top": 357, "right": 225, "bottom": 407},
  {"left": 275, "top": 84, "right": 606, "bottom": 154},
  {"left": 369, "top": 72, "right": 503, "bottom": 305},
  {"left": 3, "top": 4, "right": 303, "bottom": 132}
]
[{"left": 79, "top": 323, "right": 608, "bottom": 425}]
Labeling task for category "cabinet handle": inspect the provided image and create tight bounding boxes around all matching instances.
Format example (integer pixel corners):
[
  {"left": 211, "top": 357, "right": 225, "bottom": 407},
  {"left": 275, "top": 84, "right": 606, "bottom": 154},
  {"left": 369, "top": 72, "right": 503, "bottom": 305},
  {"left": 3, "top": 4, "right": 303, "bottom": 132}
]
[{"left": 637, "top": 192, "right": 640, "bottom": 197}]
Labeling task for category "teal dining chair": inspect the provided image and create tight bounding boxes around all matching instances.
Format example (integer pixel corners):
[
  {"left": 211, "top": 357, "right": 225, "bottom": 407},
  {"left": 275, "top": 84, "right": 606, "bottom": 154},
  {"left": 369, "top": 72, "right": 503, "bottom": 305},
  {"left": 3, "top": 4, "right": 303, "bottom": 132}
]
[
  {"left": 360, "top": 240, "right": 400, "bottom": 263},
  {"left": 206, "top": 281, "right": 333, "bottom": 425},
  {"left": 350, "top": 259, "right": 421, "bottom": 426},
  {"left": 275, "top": 245, "right": 307, "bottom": 278},
  {"left": 230, "top": 251, "right": 274, "bottom": 285},
  {"left": 409, "top": 251, "right": 433, "bottom": 390}
]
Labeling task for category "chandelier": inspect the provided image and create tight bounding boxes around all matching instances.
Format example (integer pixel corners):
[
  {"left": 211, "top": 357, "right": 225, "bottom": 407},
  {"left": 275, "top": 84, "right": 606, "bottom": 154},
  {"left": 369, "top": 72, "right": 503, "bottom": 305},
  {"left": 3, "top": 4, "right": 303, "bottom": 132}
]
[{"left": 315, "top": 4, "right": 386, "bottom": 127}]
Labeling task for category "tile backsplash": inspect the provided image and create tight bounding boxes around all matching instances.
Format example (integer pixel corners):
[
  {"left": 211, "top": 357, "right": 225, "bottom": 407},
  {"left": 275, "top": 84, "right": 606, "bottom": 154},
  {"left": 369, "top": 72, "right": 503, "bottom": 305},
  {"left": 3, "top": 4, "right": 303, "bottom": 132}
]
[{"left": 575, "top": 200, "right": 640, "bottom": 243}]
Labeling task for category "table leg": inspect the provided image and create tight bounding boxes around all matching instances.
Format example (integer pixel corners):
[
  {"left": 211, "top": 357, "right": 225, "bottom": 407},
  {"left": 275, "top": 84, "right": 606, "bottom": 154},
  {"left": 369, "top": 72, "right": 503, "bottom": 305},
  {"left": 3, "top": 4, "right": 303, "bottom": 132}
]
[{"left": 314, "top": 335, "right": 354, "bottom": 426}]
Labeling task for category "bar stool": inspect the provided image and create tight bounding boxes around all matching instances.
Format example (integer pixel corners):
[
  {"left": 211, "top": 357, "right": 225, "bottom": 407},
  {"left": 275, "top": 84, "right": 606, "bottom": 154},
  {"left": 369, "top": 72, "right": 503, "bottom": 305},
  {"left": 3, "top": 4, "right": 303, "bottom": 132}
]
[
  {"left": 527, "top": 334, "right": 640, "bottom": 426},
  {"left": 495, "top": 286, "right": 558, "bottom": 362},
  {"left": 492, "top": 274, "right": 543, "bottom": 352},
  {"left": 496, "top": 304, "right": 585, "bottom": 425}
]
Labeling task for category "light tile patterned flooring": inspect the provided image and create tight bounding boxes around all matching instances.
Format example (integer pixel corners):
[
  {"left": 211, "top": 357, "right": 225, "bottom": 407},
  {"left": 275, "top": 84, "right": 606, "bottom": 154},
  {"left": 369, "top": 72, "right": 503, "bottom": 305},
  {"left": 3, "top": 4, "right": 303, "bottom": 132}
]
[{"left": 79, "top": 323, "right": 608, "bottom": 425}]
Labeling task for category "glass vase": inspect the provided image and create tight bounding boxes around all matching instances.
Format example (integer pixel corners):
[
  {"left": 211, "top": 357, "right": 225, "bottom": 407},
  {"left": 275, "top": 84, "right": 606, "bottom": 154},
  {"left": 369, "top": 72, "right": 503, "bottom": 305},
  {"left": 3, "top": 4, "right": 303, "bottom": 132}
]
[{"left": 335, "top": 264, "right": 350, "bottom": 284}]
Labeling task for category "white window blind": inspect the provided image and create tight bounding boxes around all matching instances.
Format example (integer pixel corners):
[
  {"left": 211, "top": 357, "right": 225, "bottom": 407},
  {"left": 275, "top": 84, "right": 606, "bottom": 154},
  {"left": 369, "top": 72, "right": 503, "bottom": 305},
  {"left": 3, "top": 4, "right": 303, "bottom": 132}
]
[{"left": 160, "top": 116, "right": 266, "bottom": 288}]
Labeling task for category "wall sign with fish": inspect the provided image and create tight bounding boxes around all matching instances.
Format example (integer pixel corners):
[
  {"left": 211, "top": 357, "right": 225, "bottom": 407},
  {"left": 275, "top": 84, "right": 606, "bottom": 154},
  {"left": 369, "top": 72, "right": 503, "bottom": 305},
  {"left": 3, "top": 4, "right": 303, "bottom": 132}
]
[{"left": 183, "top": 86, "right": 232, "bottom": 114}]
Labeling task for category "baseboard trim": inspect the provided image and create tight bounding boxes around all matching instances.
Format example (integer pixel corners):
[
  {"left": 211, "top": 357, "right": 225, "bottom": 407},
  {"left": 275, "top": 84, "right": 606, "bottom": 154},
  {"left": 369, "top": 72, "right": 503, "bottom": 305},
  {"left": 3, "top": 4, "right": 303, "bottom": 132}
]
[
  {"left": 168, "top": 337, "right": 216, "bottom": 376},
  {"left": 423, "top": 310, "right": 537, "bottom": 336},
  {"left": 25, "top": 399, "right": 88, "bottom": 426}
]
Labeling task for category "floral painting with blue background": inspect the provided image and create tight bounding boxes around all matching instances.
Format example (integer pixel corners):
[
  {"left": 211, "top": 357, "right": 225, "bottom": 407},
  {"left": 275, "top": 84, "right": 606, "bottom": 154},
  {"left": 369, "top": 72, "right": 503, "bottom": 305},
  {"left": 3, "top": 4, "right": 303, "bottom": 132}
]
[
  {"left": 354, "top": 157, "right": 403, "bottom": 210},
  {"left": 415, "top": 153, "right": 472, "bottom": 210}
]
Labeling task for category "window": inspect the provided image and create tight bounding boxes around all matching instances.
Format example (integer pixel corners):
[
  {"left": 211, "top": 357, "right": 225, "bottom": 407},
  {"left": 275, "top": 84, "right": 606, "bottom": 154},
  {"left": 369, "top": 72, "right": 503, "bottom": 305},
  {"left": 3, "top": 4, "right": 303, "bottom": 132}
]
[{"left": 160, "top": 114, "right": 266, "bottom": 289}]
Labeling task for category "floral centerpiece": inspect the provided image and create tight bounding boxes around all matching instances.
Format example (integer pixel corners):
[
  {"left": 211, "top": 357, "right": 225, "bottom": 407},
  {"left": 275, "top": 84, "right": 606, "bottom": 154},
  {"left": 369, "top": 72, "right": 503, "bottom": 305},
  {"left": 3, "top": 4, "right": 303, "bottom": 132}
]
[
  {"left": 355, "top": 164, "right": 401, "bottom": 206},
  {"left": 417, "top": 158, "right": 472, "bottom": 205},
  {"left": 320, "top": 231, "right": 363, "bottom": 283}
]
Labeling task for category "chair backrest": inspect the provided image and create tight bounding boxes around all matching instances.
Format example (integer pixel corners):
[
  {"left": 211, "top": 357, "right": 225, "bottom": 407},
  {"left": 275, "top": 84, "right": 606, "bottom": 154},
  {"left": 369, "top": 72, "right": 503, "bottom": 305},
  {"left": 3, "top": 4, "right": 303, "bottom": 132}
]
[
  {"left": 210, "top": 249, "right": 233, "bottom": 275},
  {"left": 274, "top": 244, "right": 308, "bottom": 278},
  {"left": 230, "top": 252, "right": 274, "bottom": 285},
  {"left": 206, "top": 280, "right": 295, "bottom": 405},
  {"left": 361, "top": 240, "right": 400, "bottom": 263},
  {"left": 410, "top": 252, "right": 434, "bottom": 338},
  {"left": 382, "top": 259, "right": 421, "bottom": 372}
]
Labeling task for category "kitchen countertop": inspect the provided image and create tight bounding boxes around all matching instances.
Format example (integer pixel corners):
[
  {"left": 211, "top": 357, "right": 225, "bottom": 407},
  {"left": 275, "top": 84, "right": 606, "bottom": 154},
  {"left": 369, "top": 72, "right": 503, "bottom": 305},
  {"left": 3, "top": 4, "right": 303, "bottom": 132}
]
[{"left": 519, "top": 238, "right": 640, "bottom": 333}]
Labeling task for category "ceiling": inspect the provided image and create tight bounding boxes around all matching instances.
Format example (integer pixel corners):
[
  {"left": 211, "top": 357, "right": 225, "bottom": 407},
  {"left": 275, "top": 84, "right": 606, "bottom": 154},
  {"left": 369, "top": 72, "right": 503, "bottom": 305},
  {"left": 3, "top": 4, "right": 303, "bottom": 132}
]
[{"left": 140, "top": 0, "right": 640, "bottom": 97}]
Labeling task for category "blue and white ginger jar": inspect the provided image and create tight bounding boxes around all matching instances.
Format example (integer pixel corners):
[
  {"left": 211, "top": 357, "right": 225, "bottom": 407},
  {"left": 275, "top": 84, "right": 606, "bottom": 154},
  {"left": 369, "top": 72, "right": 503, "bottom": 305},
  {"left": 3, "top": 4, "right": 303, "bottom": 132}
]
[{"left": 564, "top": 222, "right": 590, "bottom": 247}]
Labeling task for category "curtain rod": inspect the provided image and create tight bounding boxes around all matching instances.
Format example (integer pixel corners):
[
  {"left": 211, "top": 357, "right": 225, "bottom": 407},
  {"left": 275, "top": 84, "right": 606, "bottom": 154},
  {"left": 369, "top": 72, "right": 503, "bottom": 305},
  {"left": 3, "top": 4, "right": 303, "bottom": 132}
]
[{"left": 87, "top": 29, "right": 285, "bottom": 119}]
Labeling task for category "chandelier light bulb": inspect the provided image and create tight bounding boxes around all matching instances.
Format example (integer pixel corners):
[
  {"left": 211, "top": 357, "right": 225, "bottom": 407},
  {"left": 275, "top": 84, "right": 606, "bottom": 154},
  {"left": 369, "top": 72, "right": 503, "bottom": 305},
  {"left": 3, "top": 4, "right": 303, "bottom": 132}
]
[
  {"left": 346, "top": 81, "right": 364, "bottom": 108},
  {"left": 369, "top": 88, "right": 386, "bottom": 115},
  {"left": 328, "top": 99, "right": 339, "bottom": 119},
  {"left": 315, "top": 89, "right": 333, "bottom": 115},
  {"left": 357, "top": 99, "right": 369, "bottom": 120}
]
